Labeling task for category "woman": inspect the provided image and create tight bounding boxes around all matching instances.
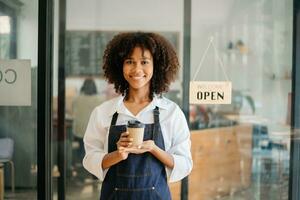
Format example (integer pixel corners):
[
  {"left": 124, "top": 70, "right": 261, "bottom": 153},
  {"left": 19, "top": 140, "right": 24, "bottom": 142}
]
[{"left": 83, "top": 32, "right": 192, "bottom": 200}]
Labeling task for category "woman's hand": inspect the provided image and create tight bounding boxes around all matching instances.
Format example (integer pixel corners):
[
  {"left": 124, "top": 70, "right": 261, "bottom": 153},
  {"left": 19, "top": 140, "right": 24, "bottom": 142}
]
[
  {"left": 130, "top": 140, "right": 174, "bottom": 169},
  {"left": 117, "top": 131, "right": 133, "bottom": 148},
  {"left": 115, "top": 140, "right": 174, "bottom": 169},
  {"left": 116, "top": 131, "right": 133, "bottom": 160},
  {"left": 128, "top": 140, "right": 158, "bottom": 154},
  {"left": 117, "top": 147, "right": 129, "bottom": 160},
  {"left": 139, "top": 140, "right": 157, "bottom": 153}
]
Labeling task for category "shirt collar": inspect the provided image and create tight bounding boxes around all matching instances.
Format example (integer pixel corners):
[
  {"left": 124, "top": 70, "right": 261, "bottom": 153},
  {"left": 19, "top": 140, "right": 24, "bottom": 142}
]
[{"left": 108, "top": 95, "right": 169, "bottom": 117}]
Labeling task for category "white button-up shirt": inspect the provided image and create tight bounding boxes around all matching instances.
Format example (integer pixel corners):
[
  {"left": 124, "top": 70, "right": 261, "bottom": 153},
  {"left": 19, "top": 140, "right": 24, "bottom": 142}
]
[{"left": 83, "top": 95, "right": 193, "bottom": 183}]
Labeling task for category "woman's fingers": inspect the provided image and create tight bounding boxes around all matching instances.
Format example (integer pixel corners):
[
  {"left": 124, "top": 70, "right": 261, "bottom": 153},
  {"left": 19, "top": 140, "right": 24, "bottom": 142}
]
[
  {"left": 118, "top": 141, "right": 132, "bottom": 147},
  {"left": 120, "top": 131, "right": 130, "bottom": 137},
  {"left": 119, "top": 137, "right": 133, "bottom": 142},
  {"left": 126, "top": 147, "right": 147, "bottom": 154},
  {"left": 117, "top": 131, "right": 133, "bottom": 148}
]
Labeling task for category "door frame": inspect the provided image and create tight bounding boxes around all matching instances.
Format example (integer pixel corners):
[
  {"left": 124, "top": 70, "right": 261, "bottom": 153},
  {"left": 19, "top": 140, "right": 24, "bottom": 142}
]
[
  {"left": 289, "top": 0, "right": 300, "bottom": 199},
  {"left": 37, "top": 0, "right": 53, "bottom": 199}
]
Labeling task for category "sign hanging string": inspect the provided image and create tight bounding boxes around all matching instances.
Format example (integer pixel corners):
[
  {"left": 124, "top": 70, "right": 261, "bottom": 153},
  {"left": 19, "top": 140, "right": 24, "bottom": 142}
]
[{"left": 192, "top": 37, "right": 230, "bottom": 81}]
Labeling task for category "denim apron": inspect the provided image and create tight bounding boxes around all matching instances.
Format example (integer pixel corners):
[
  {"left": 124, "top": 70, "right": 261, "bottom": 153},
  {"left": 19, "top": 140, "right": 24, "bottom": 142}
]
[{"left": 100, "top": 107, "right": 171, "bottom": 200}]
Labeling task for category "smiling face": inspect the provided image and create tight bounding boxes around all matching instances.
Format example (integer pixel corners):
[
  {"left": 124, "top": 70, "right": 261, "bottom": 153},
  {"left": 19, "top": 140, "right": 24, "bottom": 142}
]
[{"left": 123, "top": 46, "right": 154, "bottom": 92}]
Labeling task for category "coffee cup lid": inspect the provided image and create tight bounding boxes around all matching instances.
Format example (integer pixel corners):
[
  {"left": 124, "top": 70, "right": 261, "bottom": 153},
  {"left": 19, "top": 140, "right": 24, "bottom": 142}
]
[{"left": 127, "top": 120, "right": 145, "bottom": 128}]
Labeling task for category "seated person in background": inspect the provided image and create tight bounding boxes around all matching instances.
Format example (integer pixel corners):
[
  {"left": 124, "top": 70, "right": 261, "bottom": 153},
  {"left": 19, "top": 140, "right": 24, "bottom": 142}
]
[{"left": 72, "top": 78, "right": 104, "bottom": 165}]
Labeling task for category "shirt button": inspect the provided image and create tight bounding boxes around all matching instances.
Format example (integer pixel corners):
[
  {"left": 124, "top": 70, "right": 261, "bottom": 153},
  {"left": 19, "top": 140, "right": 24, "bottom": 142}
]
[{"left": 152, "top": 187, "right": 155, "bottom": 190}]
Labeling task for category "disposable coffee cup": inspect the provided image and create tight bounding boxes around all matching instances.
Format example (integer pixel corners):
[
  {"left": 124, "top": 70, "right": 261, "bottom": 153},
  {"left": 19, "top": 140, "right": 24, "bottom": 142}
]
[{"left": 127, "top": 120, "right": 145, "bottom": 147}]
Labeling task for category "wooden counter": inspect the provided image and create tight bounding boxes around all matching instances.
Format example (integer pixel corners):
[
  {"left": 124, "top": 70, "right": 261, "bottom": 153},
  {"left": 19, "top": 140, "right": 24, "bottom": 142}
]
[{"left": 169, "top": 124, "right": 253, "bottom": 200}]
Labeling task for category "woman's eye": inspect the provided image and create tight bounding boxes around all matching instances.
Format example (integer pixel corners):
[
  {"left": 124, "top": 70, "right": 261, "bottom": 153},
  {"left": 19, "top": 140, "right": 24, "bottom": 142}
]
[
  {"left": 125, "top": 60, "right": 133, "bottom": 64},
  {"left": 141, "top": 61, "right": 148, "bottom": 65}
]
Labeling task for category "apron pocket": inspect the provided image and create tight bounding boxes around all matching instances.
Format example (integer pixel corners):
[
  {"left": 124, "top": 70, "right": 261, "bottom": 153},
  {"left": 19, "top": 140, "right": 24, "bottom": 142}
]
[{"left": 112, "top": 186, "right": 163, "bottom": 200}]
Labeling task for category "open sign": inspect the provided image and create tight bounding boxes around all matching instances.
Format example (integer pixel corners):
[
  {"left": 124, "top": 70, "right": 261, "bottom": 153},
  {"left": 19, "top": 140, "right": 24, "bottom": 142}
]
[
  {"left": 190, "top": 81, "right": 232, "bottom": 104},
  {"left": 197, "top": 91, "right": 225, "bottom": 101}
]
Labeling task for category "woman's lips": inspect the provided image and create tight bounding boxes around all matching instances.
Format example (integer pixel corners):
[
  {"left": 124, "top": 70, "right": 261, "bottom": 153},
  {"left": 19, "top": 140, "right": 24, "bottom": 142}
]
[{"left": 130, "top": 75, "right": 145, "bottom": 80}]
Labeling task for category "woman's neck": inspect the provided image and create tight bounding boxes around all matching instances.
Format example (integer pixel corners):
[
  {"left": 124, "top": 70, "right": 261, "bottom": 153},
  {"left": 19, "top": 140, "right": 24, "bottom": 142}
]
[
  {"left": 125, "top": 89, "right": 151, "bottom": 103},
  {"left": 123, "top": 89, "right": 152, "bottom": 116}
]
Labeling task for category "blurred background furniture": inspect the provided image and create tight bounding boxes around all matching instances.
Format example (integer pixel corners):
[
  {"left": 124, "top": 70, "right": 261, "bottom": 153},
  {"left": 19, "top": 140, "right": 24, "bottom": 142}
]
[
  {"left": 71, "top": 78, "right": 104, "bottom": 180},
  {"left": 0, "top": 138, "right": 14, "bottom": 192}
]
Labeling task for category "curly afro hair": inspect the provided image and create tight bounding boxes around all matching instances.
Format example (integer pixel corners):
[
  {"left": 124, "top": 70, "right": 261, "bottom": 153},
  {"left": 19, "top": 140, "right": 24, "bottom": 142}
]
[{"left": 102, "top": 32, "right": 179, "bottom": 100}]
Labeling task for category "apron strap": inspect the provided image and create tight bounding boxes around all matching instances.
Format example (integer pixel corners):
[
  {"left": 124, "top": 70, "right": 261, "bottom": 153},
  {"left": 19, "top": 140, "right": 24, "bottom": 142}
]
[
  {"left": 110, "top": 112, "right": 119, "bottom": 126},
  {"left": 110, "top": 107, "right": 159, "bottom": 126},
  {"left": 153, "top": 106, "right": 160, "bottom": 124}
]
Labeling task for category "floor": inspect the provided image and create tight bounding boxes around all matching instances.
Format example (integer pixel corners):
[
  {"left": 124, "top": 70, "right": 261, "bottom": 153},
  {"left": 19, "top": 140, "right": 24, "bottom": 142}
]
[
  {"left": 3, "top": 178, "right": 289, "bottom": 200},
  {"left": 3, "top": 149, "right": 289, "bottom": 200},
  {"left": 4, "top": 178, "right": 101, "bottom": 200}
]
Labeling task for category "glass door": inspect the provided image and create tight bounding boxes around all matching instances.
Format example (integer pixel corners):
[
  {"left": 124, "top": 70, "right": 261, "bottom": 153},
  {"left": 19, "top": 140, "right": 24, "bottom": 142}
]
[
  {"left": 50, "top": 0, "right": 299, "bottom": 200},
  {"left": 0, "top": 0, "right": 38, "bottom": 199},
  {"left": 189, "top": 0, "right": 293, "bottom": 199},
  {"left": 52, "top": 0, "right": 184, "bottom": 199}
]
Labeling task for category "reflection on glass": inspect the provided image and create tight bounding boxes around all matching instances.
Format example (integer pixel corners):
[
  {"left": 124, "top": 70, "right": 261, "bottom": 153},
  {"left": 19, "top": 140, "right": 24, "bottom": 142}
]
[
  {"left": 0, "top": 15, "right": 11, "bottom": 59},
  {"left": 0, "top": 0, "right": 38, "bottom": 199},
  {"left": 0, "top": 16, "right": 11, "bottom": 34},
  {"left": 51, "top": 0, "right": 294, "bottom": 199},
  {"left": 190, "top": 0, "right": 292, "bottom": 199}
]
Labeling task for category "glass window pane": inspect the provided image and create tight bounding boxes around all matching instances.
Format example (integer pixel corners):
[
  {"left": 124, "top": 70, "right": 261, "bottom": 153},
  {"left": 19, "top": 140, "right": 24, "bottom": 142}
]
[
  {"left": 0, "top": 0, "right": 38, "bottom": 199},
  {"left": 53, "top": 0, "right": 184, "bottom": 199},
  {"left": 190, "top": 0, "right": 292, "bottom": 199},
  {"left": 52, "top": 0, "right": 295, "bottom": 199}
]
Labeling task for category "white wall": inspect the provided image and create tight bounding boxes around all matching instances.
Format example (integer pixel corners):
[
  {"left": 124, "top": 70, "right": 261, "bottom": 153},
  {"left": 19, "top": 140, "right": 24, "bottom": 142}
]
[{"left": 67, "top": 0, "right": 183, "bottom": 31}]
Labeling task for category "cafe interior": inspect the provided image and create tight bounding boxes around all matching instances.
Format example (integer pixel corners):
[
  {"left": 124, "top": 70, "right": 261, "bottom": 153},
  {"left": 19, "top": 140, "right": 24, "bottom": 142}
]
[{"left": 0, "top": 0, "right": 296, "bottom": 199}]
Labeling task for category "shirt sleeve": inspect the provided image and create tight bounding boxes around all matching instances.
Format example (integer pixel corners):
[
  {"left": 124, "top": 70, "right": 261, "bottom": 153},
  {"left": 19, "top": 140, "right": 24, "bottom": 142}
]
[
  {"left": 166, "top": 106, "right": 193, "bottom": 183},
  {"left": 82, "top": 108, "right": 108, "bottom": 181}
]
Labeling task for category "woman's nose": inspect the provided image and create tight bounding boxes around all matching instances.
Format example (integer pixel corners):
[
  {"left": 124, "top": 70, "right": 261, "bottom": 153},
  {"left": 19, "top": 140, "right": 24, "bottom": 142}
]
[
  {"left": 131, "top": 68, "right": 143, "bottom": 76},
  {"left": 132, "top": 62, "right": 143, "bottom": 70}
]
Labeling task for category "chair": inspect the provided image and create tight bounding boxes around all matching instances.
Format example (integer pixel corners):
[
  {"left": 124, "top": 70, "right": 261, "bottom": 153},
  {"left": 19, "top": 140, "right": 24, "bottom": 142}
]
[{"left": 0, "top": 138, "right": 14, "bottom": 193}]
